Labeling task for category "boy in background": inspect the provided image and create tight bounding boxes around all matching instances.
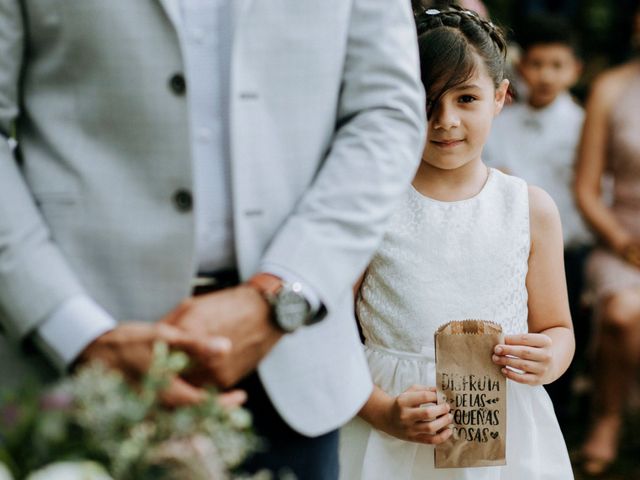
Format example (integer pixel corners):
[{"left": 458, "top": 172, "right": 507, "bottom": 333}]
[{"left": 483, "top": 15, "right": 591, "bottom": 429}]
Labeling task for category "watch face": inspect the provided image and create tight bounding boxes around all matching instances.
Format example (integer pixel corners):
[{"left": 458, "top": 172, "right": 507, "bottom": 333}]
[{"left": 275, "top": 285, "right": 311, "bottom": 332}]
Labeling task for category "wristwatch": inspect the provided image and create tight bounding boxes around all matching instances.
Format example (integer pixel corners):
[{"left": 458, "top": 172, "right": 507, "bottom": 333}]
[{"left": 248, "top": 273, "right": 316, "bottom": 333}]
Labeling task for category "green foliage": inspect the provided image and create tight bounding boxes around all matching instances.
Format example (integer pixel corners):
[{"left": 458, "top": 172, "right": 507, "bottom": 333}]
[{"left": 0, "top": 343, "right": 261, "bottom": 480}]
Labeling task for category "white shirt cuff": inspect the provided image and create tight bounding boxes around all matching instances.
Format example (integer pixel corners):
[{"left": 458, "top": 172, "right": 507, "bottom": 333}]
[
  {"left": 34, "top": 295, "right": 117, "bottom": 372},
  {"left": 259, "top": 263, "right": 322, "bottom": 316}
]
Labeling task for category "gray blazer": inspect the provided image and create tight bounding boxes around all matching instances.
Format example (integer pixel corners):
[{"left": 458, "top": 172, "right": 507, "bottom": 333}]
[{"left": 0, "top": 0, "right": 425, "bottom": 435}]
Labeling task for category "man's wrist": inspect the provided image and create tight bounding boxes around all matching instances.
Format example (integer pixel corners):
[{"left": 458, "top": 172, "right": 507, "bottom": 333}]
[
  {"left": 247, "top": 273, "right": 317, "bottom": 333},
  {"left": 247, "top": 273, "right": 283, "bottom": 298},
  {"left": 256, "top": 265, "right": 324, "bottom": 318}
]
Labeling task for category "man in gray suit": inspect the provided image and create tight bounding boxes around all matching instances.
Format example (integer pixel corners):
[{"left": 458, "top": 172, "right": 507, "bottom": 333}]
[{"left": 0, "top": 0, "right": 425, "bottom": 477}]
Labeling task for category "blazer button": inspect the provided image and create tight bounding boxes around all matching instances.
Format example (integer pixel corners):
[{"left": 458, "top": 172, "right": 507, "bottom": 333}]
[
  {"left": 169, "top": 73, "right": 186, "bottom": 95},
  {"left": 173, "top": 189, "right": 193, "bottom": 212}
]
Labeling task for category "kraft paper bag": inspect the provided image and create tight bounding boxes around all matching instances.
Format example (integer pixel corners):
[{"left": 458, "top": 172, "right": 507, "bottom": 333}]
[{"left": 434, "top": 320, "right": 506, "bottom": 468}]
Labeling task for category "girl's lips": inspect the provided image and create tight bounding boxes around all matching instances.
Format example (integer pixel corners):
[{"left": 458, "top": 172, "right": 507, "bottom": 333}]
[{"left": 432, "top": 139, "right": 464, "bottom": 148}]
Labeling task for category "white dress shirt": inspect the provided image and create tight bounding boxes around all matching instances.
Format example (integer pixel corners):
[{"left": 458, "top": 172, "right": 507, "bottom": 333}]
[
  {"left": 483, "top": 92, "right": 593, "bottom": 248},
  {"left": 36, "top": 0, "right": 317, "bottom": 370},
  {"left": 181, "top": 0, "right": 235, "bottom": 271}
]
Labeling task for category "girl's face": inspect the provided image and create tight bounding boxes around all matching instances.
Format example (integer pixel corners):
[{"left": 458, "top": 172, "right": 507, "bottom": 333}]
[{"left": 422, "top": 57, "right": 509, "bottom": 171}]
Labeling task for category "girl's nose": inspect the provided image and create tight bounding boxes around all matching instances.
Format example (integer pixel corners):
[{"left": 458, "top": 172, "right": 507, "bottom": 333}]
[{"left": 433, "top": 104, "right": 461, "bottom": 130}]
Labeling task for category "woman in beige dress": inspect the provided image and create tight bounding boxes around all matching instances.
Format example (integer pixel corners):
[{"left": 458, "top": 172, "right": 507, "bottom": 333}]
[{"left": 575, "top": 3, "right": 640, "bottom": 474}]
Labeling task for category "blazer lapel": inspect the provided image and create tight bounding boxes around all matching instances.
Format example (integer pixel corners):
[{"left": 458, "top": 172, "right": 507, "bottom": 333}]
[
  {"left": 158, "top": 0, "right": 253, "bottom": 32},
  {"left": 157, "top": 0, "right": 181, "bottom": 31}
]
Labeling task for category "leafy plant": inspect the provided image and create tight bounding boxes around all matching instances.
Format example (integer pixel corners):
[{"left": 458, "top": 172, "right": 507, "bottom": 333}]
[{"left": 0, "top": 343, "right": 265, "bottom": 480}]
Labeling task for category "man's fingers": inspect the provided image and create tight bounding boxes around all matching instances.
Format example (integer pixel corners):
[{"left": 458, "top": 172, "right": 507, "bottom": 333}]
[
  {"left": 189, "top": 336, "right": 233, "bottom": 364},
  {"left": 156, "top": 324, "right": 232, "bottom": 360},
  {"left": 160, "top": 376, "right": 207, "bottom": 407},
  {"left": 159, "top": 299, "right": 194, "bottom": 326},
  {"left": 204, "top": 337, "right": 233, "bottom": 356},
  {"left": 218, "top": 389, "right": 248, "bottom": 409}
]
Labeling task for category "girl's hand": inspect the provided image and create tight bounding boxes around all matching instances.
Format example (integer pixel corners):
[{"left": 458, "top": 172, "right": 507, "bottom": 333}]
[
  {"left": 382, "top": 385, "right": 453, "bottom": 445},
  {"left": 492, "top": 334, "right": 554, "bottom": 386}
]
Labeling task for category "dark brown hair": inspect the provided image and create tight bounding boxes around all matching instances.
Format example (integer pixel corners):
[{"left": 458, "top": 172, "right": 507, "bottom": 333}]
[
  {"left": 518, "top": 15, "right": 580, "bottom": 57},
  {"left": 414, "top": 5, "right": 508, "bottom": 117}
]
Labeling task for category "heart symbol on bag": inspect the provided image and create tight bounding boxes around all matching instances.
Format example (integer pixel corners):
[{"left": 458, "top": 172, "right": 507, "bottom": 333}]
[{"left": 490, "top": 431, "right": 499, "bottom": 439}]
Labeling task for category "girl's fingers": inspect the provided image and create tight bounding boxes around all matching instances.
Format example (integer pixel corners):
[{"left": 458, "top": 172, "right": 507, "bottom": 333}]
[
  {"left": 398, "top": 389, "right": 438, "bottom": 408},
  {"left": 413, "top": 425, "right": 453, "bottom": 445},
  {"left": 501, "top": 367, "right": 540, "bottom": 385},
  {"left": 492, "top": 354, "right": 546, "bottom": 374},
  {"left": 407, "top": 402, "right": 450, "bottom": 422},
  {"left": 494, "top": 344, "right": 550, "bottom": 362},
  {"left": 405, "top": 384, "right": 436, "bottom": 393},
  {"left": 502, "top": 333, "right": 551, "bottom": 348},
  {"left": 413, "top": 412, "right": 454, "bottom": 435}
]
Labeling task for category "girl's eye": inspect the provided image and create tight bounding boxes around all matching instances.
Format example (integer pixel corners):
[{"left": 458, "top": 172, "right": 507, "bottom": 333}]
[{"left": 459, "top": 95, "right": 476, "bottom": 104}]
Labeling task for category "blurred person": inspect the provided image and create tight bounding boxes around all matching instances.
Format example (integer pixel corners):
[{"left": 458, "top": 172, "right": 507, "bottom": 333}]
[
  {"left": 0, "top": 1, "right": 425, "bottom": 477},
  {"left": 575, "top": 1, "right": 640, "bottom": 475},
  {"left": 483, "top": 15, "right": 590, "bottom": 428}
]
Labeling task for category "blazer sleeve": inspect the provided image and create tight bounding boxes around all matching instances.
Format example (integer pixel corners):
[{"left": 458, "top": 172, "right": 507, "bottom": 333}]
[
  {"left": 260, "top": 0, "right": 426, "bottom": 314},
  {"left": 0, "top": 2, "right": 85, "bottom": 343}
]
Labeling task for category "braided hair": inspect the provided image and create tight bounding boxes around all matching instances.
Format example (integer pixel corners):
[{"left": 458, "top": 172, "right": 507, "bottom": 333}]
[{"left": 414, "top": 5, "right": 508, "bottom": 117}]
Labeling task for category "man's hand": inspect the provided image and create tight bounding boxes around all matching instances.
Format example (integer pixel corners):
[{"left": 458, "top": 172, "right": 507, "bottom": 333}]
[
  {"left": 163, "top": 284, "right": 284, "bottom": 389},
  {"left": 75, "top": 314, "right": 242, "bottom": 408}
]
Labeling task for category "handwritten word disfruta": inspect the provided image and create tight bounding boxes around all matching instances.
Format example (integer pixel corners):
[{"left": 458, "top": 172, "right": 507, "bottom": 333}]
[{"left": 441, "top": 373, "right": 501, "bottom": 392}]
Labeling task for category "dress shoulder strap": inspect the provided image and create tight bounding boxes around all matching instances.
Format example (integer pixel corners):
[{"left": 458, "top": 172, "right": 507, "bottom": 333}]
[{"left": 487, "top": 168, "right": 531, "bottom": 258}]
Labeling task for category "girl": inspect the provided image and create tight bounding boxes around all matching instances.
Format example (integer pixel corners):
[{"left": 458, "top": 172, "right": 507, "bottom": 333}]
[{"left": 339, "top": 6, "right": 574, "bottom": 479}]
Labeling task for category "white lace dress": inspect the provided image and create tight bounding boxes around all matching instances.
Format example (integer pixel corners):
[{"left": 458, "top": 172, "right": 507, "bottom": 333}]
[{"left": 339, "top": 169, "right": 573, "bottom": 480}]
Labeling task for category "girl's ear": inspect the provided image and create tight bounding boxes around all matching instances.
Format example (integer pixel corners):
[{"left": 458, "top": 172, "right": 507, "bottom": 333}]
[{"left": 494, "top": 79, "right": 510, "bottom": 116}]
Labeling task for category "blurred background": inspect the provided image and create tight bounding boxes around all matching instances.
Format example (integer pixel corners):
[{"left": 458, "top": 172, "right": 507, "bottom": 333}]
[
  {"left": 486, "top": 0, "right": 640, "bottom": 101},
  {"left": 487, "top": 2, "right": 640, "bottom": 479}
]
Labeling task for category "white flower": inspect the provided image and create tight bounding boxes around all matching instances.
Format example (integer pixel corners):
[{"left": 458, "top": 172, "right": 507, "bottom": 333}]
[
  {"left": 26, "top": 461, "right": 113, "bottom": 480},
  {"left": 0, "top": 463, "right": 14, "bottom": 480},
  {"left": 228, "top": 407, "right": 252, "bottom": 430}
]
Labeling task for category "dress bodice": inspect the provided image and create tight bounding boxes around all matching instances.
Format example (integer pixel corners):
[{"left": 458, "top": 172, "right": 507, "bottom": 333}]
[{"left": 356, "top": 168, "right": 530, "bottom": 355}]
